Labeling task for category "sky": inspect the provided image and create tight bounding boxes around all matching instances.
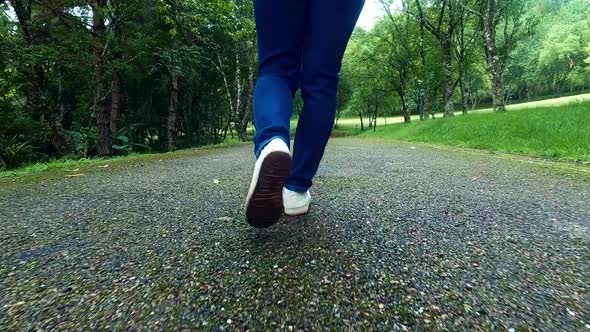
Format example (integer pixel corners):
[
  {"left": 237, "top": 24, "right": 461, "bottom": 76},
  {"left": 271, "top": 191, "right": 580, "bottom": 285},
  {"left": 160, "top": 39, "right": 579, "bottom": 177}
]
[
  {"left": 4, "top": 1, "right": 387, "bottom": 32},
  {"left": 357, "top": 0, "right": 385, "bottom": 30}
]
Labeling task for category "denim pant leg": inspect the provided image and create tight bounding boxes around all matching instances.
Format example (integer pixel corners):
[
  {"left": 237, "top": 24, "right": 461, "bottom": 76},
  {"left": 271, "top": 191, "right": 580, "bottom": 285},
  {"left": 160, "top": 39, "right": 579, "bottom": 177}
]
[
  {"left": 252, "top": 0, "right": 307, "bottom": 158},
  {"left": 285, "top": 0, "right": 365, "bottom": 192}
]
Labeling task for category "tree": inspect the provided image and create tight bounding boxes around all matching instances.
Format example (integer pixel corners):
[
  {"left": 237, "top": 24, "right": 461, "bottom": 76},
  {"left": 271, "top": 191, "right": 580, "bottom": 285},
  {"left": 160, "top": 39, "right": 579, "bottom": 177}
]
[
  {"left": 463, "top": 0, "right": 529, "bottom": 112},
  {"left": 452, "top": 1, "right": 479, "bottom": 114},
  {"left": 377, "top": 2, "right": 418, "bottom": 123},
  {"left": 91, "top": 0, "right": 111, "bottom": 156},
  {"left": 536, "top": 1, "right": 588, "bottom": 94},
  {"left": 415, "top": 0, "right": 461, "bottom": 117}
]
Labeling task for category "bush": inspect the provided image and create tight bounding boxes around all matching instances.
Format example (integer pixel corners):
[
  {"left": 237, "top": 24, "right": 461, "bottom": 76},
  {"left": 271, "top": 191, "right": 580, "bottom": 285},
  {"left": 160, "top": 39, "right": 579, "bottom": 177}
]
[
  {"left": 65, "top": 125, "right": 98, "bottom": 158},
  {"left": 112, "top": 123, "right": 152, "bottom": 155},
  {"left": 0, "top": 135, "right": 32, "bottom": 169}
]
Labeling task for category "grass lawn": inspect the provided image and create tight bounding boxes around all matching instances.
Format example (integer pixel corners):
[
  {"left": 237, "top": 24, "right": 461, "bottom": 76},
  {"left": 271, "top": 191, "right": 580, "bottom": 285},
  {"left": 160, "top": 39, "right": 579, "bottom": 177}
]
[
  {"left": 358, "top": 102, "right": 590, "bottom": 163},
  {"left": 332, "top": 92, "right": 590, "bottom": 130}
]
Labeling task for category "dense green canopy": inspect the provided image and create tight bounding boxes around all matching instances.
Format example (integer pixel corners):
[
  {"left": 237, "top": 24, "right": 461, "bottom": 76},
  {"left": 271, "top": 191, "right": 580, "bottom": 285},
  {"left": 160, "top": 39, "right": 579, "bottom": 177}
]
[
  {"left": 340, "top": 0, "right": 590, "bottom": 125},
  {"left": 0, "top": 0, "right": 588, "bottom": 169}
]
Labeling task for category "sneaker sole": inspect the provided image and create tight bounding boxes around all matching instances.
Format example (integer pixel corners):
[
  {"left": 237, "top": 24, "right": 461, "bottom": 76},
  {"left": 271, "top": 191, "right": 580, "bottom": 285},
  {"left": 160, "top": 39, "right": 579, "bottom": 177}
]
[
  {"left": 246, "top": 151, "right": 292, "bottom": 228},
  {"left": 284, "top": 204, "right": 310, "bottom": 216}
]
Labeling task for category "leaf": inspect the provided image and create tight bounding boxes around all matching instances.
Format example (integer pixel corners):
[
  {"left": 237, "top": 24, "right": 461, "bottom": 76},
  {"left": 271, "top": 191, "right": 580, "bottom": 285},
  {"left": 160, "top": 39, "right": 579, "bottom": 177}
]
[
  {"left": 98, "top": 165, "right": 109, "bottom": 168},
  {"left": 112, "top": 144, "right": 129, "bottom": 151},
  {"left": 117, "top": 135, "right": 129, "bottom": 144},
  {"left": 213, "top": 179, "right": 220, "bottom": 184}
]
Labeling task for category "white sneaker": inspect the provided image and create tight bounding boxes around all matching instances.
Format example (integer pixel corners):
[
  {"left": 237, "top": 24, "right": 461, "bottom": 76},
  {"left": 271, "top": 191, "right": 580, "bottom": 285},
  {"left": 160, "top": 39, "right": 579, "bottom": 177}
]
[
  {"left": 245, "top": 138, "right": 292, "bottom": 228},
  {"left": 283, "top": 188, "right": 311, "bottom": 216}
]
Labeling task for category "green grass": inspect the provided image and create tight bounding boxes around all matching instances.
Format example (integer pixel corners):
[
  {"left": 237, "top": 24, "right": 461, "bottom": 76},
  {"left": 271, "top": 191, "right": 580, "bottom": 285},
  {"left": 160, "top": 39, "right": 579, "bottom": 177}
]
[
  {"left": 332, "top": 92, "right": 590, "bottom": 130},
  {"left": 358, "top": 102, "right": 590, "bottom": 163},
  {"left": 0, "top": 137, "right": 244, "bottom": 178},
  {"left": 0, "top": 154, "right": 153, "bottom": 178}
]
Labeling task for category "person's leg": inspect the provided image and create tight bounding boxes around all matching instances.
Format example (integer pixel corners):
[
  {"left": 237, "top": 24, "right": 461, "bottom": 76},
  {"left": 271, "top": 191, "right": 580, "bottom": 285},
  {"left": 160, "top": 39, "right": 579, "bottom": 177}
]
[
  {"left": 285, "top": 0, "right": 365, "bottom": 192},
  {"left": 252, "top": 0, "right": 306, "bottom": 157},
  {"left": 246, "top": 0, "right": 307, "bottom": 227}
]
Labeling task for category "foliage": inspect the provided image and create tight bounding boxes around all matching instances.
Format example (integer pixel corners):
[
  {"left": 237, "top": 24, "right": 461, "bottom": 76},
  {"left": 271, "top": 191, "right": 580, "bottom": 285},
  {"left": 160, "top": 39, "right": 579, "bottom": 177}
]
[
  {"left": 112, "top": 123, "right": 152, "bottom": 155},
  {"left": 0, "top": 0, "right": 256, "bottom": 168},
  {"left": 506, "top": 0, "right": 590, "bottom": 98},
  {"left": 341, "top": 0, "right": 589, "bottom": 121},
  {"left": 0, "top": 135, "right": 32, "bottom": 169},
  {"left": 0, "top": 0, "right": 589, "bottom": 168}
]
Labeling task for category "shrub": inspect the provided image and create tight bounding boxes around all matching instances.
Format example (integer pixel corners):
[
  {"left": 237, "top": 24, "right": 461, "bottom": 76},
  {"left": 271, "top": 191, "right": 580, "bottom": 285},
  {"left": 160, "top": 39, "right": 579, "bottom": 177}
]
[{"left": 0, "top": 135, "right": 32, "bottom": 169}]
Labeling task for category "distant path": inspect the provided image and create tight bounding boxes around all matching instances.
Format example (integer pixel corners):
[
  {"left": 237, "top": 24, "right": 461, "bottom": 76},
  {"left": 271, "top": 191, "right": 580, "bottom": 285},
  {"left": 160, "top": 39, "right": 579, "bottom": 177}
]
[
  {"left": 1, "top": 139, "right": 589, "bottom": 330},
  {"left": 336, "top": 92, "right": 590, "bottom": 128}
]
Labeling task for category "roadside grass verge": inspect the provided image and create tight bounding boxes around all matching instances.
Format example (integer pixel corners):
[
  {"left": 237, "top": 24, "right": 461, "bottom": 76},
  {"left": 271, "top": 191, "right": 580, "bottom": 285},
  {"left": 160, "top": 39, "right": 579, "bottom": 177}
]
[
  {"left": 332, "top": 92, "right": 590, "bottom": 130},
  {"left": 0, "top": 138, "right": 245, "bottom": 178},
  {"left": 358, "top": 102, "right": 590, "bottom": 163}
]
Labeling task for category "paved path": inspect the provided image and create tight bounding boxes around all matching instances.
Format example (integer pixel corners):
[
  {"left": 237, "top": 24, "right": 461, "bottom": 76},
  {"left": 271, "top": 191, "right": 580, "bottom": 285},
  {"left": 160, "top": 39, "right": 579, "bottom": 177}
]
[{"left": 1, "top": 139, "right": 589, "bottom": 331}]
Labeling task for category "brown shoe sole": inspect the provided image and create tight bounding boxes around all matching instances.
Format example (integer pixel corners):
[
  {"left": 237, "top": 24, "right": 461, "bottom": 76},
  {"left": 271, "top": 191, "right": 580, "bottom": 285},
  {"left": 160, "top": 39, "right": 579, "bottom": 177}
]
[{"left": 246, "top": 151, "right": 292, "bottom": 228}]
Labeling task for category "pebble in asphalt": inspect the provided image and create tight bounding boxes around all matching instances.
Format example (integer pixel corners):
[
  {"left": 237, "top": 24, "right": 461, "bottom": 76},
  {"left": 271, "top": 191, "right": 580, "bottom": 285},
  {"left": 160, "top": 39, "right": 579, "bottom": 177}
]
[{"left": 1, "top": 139, "right": 589, "bottom": 330}]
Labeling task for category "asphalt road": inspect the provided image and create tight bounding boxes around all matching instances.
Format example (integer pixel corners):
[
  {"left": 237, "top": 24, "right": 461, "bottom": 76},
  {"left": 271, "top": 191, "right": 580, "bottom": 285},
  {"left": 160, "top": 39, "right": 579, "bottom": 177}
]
[{"left": 1, "top": 139, "right": 589, "bottom": 331}]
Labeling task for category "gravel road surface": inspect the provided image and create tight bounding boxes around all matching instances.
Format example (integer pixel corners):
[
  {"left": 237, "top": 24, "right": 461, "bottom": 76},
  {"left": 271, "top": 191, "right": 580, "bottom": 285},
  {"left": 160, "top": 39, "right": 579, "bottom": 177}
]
[{"left": 1, "top": 139, "right": 589, "bottom": 331}]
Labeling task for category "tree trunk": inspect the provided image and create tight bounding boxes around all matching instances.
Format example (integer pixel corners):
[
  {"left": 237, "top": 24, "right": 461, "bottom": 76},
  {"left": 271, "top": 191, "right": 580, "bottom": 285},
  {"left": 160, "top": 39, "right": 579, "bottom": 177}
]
[
  {"left": 488, "top": 55, "right": 506, "bottom": 112},
  {"left": 442, "top": 39, "right": 454, "bottom": 117},
  {"left": 418, "top": 11, "right": 427, "bottom": 121},
  {"left": 358, "top": 111, "right": 364, "bottom": 131},
  {"left": 238, "top": 51, "right": 255, "bottom": 141},
  {"left": 482, "top": 0, "right": 506, "bottom": 113},
  {"left": 167, "top": 71, "right": 179, "bottom": 151},
  {"left": 373, "top": 103, "right": 378, "bottom": 132},
  {"left": 489, "top": 59, "right": 506, "bottom": 112},
  {"left": 235, "top": 51, "right": 243, "bottom": 126},
  {"left": 93, "top": 0, "right": 111, "bottom": 156},
  {"left": 403, "top": 96, "right": 411, "bottom": 123},
  {"left": 185, "top": 92, "right": 194, "bottom": 145},
  {"left": 459, "top": 68, "right": 467, "bottom": 115},
  {"left": 424, "top": 92, "right": 430, "bottom": 119},
  {"left": 31, "top": 65, "right": 46, "bottom": 122},
  {"left": 57, "top": 65, "right": 66, "bottom": 123},
  {"left": 49, "top": 65, "right": 66, "bottom": 155},
  {"left": 110, "top": 72, "right": 122, "bottom": 137}
]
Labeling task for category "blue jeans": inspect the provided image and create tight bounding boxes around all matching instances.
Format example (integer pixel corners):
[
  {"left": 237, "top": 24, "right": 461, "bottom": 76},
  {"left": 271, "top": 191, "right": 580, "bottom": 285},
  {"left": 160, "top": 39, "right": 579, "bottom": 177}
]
[{"left": 253, "top": 0, "right": 365, "bottom": 193}]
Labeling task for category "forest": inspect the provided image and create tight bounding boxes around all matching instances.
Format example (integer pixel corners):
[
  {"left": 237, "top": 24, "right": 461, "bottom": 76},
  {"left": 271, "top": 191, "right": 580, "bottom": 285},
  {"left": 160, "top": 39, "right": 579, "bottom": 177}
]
[{"left": 1, "top": 0, "right": 589, "bottom": 169}]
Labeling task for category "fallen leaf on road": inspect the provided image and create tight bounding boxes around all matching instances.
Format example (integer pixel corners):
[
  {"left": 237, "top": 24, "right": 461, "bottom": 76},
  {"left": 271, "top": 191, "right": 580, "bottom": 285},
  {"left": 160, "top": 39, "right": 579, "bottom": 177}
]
[
  {"left": 98, "top": 164, "right": 109, "bottom": 168},
  {"left": 213, "top": 179, "right": 220, "bottom": 184}
]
